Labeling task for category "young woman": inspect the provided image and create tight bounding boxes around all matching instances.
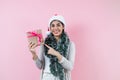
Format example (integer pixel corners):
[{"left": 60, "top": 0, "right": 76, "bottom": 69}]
[{"left": 28, "top": 15, "right": 75, "bottom": 80}]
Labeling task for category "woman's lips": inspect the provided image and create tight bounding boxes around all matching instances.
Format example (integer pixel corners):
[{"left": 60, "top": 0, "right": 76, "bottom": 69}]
[{"left": 53, "top": 30, "right": 59, "bottom": 34}]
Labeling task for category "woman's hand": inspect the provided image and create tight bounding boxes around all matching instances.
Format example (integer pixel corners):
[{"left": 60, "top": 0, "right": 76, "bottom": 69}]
[
  {"left": 44, "top": 44, "right": 62, "bottom": 61},
  {"left": 28, "top": 42, "right": 38, "bottom": 60},
  {"left": 28, "top": 42, "right": 37, "bottom": 53}
]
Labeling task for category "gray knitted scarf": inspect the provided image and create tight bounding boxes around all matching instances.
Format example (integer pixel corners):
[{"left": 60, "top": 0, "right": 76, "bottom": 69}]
[{"left": 44, "top": 31, "right": 70, "bottom": 80}]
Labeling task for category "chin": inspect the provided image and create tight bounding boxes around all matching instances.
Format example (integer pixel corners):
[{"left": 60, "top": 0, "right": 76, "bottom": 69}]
[{"left": 54, "top": 34, "right": 60, "bottom": 37}]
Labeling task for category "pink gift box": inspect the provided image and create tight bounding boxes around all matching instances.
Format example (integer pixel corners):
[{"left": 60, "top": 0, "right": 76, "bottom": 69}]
[{"left": 27, "top": 29, "right": 43, "bottom": 46}]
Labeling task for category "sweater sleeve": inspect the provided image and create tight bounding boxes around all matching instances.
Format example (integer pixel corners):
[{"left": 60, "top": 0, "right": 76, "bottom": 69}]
[
  {"left": 34, "top": 45, "right": 44, "bottom": 69},
  {"left": 59, "top": 41, "right": 76, "bottom": 71}
]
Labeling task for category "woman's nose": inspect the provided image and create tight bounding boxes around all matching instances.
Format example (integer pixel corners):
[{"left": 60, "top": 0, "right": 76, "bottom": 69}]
[{"left": 54, "top": 26, "right": 58, "bottom": 29}]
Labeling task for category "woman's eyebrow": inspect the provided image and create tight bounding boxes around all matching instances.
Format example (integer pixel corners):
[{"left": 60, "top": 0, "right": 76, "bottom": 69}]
[{"left": 57, "top": 23, "right": 61, "bottom": 25}]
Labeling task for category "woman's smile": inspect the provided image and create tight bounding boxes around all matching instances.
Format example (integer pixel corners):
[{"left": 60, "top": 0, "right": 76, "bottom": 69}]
[{"left": 53, "top": 29, "right": 60, "bottom": 34}]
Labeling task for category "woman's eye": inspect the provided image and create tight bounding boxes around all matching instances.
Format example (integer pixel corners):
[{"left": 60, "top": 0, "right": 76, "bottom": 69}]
[
  {"left": 51, "top": 24, "right": 55, "bottom": 27},
  {"left": 57, "top": 23, "right": 61, "bottom": 27}
]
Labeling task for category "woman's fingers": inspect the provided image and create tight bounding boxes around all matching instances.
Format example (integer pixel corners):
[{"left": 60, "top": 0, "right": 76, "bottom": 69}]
[
  {"left": 44, "top": 44, "right": 57, "bottom": 55},
  {"left": 28, "top": 42, "right": 37, "bottom": 49},
  {"left": 28, "top": 42, "right": 32, "bottom": 48},
  {"left": 32, "top": 43, "right": 38, "bottom": 49},
  {"left": 44, "top": 44, "right": 51, "bottom": 49}
]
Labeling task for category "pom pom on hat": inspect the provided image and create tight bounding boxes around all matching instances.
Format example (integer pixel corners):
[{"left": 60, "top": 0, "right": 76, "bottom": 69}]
[{"left": 48, "top": 14, "right": 66, "bottom": 27}]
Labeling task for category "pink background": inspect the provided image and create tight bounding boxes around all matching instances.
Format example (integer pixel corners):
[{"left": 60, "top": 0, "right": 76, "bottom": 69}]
[{"left": 0, "top": 0, "right": 120, "bottom": 80}]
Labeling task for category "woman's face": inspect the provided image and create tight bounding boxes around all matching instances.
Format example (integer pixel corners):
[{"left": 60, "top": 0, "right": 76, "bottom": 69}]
[{"left": 50, "top": 20, "right": 64, "bottom": 37}]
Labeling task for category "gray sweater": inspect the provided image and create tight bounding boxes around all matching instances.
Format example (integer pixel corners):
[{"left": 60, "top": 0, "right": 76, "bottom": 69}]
[{"left": 34, "top": 41, "right": 75, "bottom": 80}]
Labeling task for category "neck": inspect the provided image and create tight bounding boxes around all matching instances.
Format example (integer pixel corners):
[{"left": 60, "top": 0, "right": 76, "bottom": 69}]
[{"left": 55, "top": 36, "right": 60, "bottom": 42}]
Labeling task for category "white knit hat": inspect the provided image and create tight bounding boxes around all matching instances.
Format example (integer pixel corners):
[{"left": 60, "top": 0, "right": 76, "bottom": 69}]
[{"left": 48, "top": 14, "right": 66, "bottom": 27}]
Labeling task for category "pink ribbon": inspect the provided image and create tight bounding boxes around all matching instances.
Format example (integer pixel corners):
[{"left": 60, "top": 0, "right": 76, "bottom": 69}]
[{"left": 27, "top": 31, "right": 43, "bottom": 45}]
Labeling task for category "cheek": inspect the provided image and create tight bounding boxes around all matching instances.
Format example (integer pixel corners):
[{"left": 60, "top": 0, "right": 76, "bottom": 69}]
[
  {"left": 49, "top": 27, "right": 53, "bottom": 31},
  {"left": 61, "top": 28, "right": 64, "bottom": 31},
  {"left": 60, "top": 29, "right": 63, "bottom": 32}
]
